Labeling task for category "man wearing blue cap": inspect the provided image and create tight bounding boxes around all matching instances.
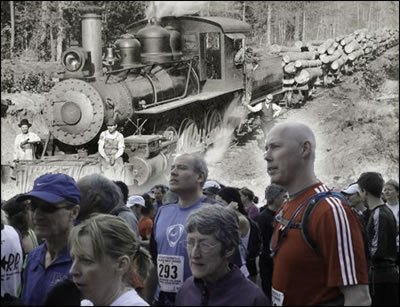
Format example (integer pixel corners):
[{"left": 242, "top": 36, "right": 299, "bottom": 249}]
[{"left": 17, "top": 173, "right": 80, "bottom": 306}]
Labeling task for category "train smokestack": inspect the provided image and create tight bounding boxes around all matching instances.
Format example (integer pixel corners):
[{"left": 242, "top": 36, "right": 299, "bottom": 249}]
[{"left": 80, "top": 7, "right": 103, "bottom": 77}]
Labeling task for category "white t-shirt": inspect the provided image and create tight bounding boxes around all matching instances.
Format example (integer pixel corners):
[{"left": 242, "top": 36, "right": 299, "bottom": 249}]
[
  {"left": 1, "top": 225, "right": 23, "bottom": 297},
  {"left": 81, "top": 289, "right": 149, "bottom": 306}
]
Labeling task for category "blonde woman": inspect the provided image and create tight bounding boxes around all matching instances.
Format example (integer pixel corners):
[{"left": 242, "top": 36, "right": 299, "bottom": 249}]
[{"left": 69, "top": 214, "right": 151, "bottom": 306}]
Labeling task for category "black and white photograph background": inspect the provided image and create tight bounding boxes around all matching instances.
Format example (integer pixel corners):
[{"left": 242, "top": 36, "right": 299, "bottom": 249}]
[{"left": 1, "top": 1, "right": 398, "bottom": 203}]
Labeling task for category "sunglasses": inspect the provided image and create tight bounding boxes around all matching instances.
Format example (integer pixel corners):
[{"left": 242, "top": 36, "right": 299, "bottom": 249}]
[{"left": 28, "top": 201, "right": 76, "bottom": 214}]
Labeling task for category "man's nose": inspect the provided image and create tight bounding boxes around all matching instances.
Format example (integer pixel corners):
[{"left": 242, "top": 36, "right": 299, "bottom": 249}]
[{"left": 264, "top": 150, "right": 271, "bottom": 161}]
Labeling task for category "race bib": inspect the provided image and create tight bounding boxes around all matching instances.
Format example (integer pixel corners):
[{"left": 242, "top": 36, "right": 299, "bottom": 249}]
[
  {"left": 271, "top": 288, "right": 284, "bottom": 306},
  {"left": 157, "top": 254, "right": 184, "bottom": 293}
]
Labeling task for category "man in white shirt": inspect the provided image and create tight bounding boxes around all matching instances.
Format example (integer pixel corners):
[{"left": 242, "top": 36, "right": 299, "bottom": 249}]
[
  {"left": 242, "top": 94, "right": 282, "bottom": 142},
  {"left": 14, "top": 119, "right": 41, "bottom": 162}
]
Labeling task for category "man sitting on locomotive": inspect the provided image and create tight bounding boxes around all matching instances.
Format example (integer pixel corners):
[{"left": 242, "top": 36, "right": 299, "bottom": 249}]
[{"left": 98, "top": 118, "right": 125, "bottom": 169}]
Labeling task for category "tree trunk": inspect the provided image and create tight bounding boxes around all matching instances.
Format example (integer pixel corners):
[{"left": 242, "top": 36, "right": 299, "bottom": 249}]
[
  {"left": 367, "top": 2, "right": 373, "bottom": 30},
  {"left": 266, "top": 3, "right": 271, "bottom": 46},
  {"left": 10, "top": 1, "right": 15, "bottom": 58},
  {"left": 242, "top": 2, "right": 246, "bottom": 22},
  {"left": 50, "top": 24, "right": 56, "bottom": 61},
  {"left": 357, "top": 2, "right": 360, "bottom": 28},
  {"left": 302, "top": 2, "right": 306, "bottom": 41},
  {"left": 56, "top": 5, "right": 65, "bottom": 61}
]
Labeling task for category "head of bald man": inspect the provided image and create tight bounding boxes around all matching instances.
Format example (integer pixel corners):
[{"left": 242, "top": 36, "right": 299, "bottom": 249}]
[{"left": 264, "top": 122, "right": 317, "bottom": 191}]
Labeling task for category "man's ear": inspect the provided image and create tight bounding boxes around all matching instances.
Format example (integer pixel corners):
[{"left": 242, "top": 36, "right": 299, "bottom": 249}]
[
  {"left": 302, "top": 140, "right": 312, "bottom": 158},
  {"left": 71, "top": 205, "right": 80, "bottom": 221},
  {"left": 197, "top": 172, "right": 205, "bottom": 185}
]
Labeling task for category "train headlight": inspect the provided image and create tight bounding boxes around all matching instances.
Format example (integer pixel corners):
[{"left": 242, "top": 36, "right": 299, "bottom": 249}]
[
  {"left": 61, "top": 47, "right": 88, "bottom": 73},
  {"left": 63, "top": 51, "right": 83, "bottom": 72}
]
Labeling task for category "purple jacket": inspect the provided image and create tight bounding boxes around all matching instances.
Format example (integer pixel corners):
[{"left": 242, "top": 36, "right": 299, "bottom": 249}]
[{"left": 175, "top": 265, "right": 270, "bottom": 306}]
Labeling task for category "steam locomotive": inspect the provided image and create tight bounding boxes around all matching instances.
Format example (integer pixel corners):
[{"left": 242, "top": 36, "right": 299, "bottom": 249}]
[{"left": 15, "top": 7, "right": 290, "bottom": 191}]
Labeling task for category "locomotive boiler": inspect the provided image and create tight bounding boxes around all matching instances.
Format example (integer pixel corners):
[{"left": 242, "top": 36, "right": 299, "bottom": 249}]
[{"left": 15, "top": 6, "right": 285, "bottom": 192}]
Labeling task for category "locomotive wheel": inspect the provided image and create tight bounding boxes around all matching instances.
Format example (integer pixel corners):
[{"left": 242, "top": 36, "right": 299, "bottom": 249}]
[
  {"left": 204, "top": 109, "right": 223, "bottom": 147},
  {"left": 177, "top": 119, "right": 203, "bottom": 154}
]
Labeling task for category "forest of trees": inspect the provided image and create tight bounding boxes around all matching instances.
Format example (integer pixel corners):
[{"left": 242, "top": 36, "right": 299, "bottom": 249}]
[{"left": 1, "top": 1, "right": 399, "bottom": 62}]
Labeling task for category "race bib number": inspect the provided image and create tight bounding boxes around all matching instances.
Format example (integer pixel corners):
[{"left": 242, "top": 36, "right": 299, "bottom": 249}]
[
  {"left": 157, "top": 254, "right": 184, "bottom": 293},
  {"left": 271, "top": 288, "right": 284, "bottom": 306}
]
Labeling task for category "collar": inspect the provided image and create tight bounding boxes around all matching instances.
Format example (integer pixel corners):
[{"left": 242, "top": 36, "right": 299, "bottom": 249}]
[
  {"left": 31, "top": 242, "right": 72, "bottom": 271},
  {"left": 288, "top": 182, "right": 322, "bottom": 200}
]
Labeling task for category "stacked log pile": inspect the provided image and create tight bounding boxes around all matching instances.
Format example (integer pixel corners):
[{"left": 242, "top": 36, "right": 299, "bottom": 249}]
[{"left": 270, "top": 27, "right": 399, "bottom": 92}]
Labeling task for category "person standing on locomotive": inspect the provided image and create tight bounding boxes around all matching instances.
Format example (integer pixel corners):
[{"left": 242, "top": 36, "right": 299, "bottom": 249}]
[
  {"left": 242, "top": 94, "right": 282, "bottom": 143},
  {"left": 98, "top": 118, "right": 125, "bottom": 179},
  {"left": 14, "top": 119, "right": 41, "bottom": 162}
]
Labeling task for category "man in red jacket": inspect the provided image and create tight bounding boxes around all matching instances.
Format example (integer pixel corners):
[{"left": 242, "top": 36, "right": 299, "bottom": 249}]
[{"left": 265, "top": 122, "right": 371, "bottom": 306}]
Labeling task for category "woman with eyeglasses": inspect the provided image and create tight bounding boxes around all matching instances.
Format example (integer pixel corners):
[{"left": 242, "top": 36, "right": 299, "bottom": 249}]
[
  {"left": 69, "top": 214, "right": 151, "bottom": 306},
  {"left": 175, "top": 204, "right": 269, "bottom": 306}
]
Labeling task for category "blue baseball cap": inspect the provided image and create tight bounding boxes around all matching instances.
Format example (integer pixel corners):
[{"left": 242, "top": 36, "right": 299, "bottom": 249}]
[{"left": 18, "top": 173, "right": 81, "bottom": 204}]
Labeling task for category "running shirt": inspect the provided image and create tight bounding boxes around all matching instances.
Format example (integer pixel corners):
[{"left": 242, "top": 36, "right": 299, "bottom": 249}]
[
  {"left": 270, "top": 183, "right": 369, "bottom": 306},
  {"left": 1, "top": 225, "right": 24, "bottom": 297},
  {"left": 152, "top": 196, "right": 210, "bottom": 294}
]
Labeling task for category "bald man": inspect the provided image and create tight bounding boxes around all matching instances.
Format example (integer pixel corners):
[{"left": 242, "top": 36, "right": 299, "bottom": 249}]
[{"left": 265, "top": 123, "right": 371, "bottom": 306}]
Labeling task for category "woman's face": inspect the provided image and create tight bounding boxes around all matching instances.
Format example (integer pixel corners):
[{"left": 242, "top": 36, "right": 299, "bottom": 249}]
[
  {"left": 186, "top": 230, "right": 230, "bottom": 284},
  {"left": 69, "top": 235, "right": 123, "bottom": 305}
]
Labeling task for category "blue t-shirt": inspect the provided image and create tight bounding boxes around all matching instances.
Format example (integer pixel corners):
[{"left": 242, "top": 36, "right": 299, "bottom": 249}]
[
  {"left": 21, "top": 243, "right": 72, "bottom": 306},
  {"left": 153, "top": 196, "right": 212, "bottom": 294}
]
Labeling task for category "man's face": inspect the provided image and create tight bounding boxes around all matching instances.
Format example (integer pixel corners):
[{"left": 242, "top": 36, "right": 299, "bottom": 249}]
[
  {"left": 347, "top": 193, "right": 364, "bottom": 208},
  {"left": 21, "top": 125, "right": 29, "bottom": 134},
  {"left": 264, "top": 127, "right": 302, "bottom": 187},
  {"left": 169, "top": 155, "right": 202, "bottom": 194},
  {"left": 153, "top": 188, "right": 164, "bottom": 202},
  {"left": 383, "top": 184, "right": 398, "bottom": 202},
  {"left": 29, "top": 198, "right": 78, "bottom": 240},
  {"left": 107, "top": 124, "right": 117, "bottom": 133}
]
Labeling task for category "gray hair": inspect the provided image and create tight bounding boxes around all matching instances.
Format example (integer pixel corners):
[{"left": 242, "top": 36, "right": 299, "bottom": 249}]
[
  {"left": 186, "top": 204, "right": 240, "bottom": 254},
  {"left": 77, "top": 174, "right": 124, "bottom": 221},
  {"left": 182, "top": 153, "right": 208, "bottom": 186}
]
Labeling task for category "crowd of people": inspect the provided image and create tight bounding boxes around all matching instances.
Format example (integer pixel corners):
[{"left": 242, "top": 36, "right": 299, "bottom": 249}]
[{"left": 1, "top": 121, "right": 399, "bottom": 306}]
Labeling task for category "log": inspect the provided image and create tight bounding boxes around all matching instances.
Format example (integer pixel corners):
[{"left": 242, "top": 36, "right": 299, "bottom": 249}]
[
  {"left": 318, "top": 38, "right": 335, "bottom": 54},
  {"left": 270, "top": 44, "right": 301, "bottom": 54},
  {"left": 344, "top": 40, "right": 361, "bottom": 54},
  {"left": 348, "top": 49, "right": 364, "bottom": 61},
  {"left": 327, "top": 42, "right": 339, "bottom": 55},
  {"left": 331, "top": 54, "right": 348, "bottom": 70},
  {"left": 307, "top": 40, "right": 325, "bottom": 46},
  {"left": 340, "top": 35, "right": 354, "bottom": 46},
  {"left": 282, "top": 78, "right": 295, "bottom": 85},
  {"left": 294, "top": 59, "right": 322, "bottom": 69},
  {"left": 294, "top": 41, "right": 304, "bottom": 49},
  {"left": 295, "top": 67, "right": 323, "bottom": 85},
  {"left": 282, "top": 51, "right": 318, "bottom": 63},
  {"left": 320, "top": 48, "right": 343, "bottom": 64},
  {"left": 335, "top": 35, "right": 346, "bottom": 43},
  {"left": 284, "top": 62, "right": 297, "bottom": 74}
]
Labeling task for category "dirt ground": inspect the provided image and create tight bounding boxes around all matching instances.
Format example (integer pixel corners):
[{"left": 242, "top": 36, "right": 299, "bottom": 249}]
[
  {"left": 207, "top": 49, "right": 399, "bottom": 203},
  {"left": 1, "top": 50, "right": 399, "bottom": 202}
]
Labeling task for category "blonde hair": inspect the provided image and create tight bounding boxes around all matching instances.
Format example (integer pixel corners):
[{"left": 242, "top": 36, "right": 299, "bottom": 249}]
[{"left": 69, "top": 214, "right": 151, "bottom": 283}]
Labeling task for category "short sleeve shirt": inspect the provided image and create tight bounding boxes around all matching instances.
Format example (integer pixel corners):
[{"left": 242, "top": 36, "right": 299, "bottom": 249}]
[{"left": 270, "top": 183, "right": 369, "bottom": 306}]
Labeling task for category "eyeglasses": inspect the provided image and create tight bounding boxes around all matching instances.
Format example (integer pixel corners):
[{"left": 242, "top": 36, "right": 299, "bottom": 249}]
[
  {"left": 28, "top": 201, "right": 76, "bottom": 214},
  {"left": 182, "top": 240, "right": 220, "bottom": 254}
]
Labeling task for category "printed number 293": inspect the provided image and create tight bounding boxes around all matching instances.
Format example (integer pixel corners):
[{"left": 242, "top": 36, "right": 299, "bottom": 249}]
[{"left": 159, "top": 264, "right": 178, "bottom": 279}]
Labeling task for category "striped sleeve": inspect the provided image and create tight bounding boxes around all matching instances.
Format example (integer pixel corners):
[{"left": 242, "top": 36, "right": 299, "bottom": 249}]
[{"left": 313, "top": 185, "right": 366, "bottom": 286}]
